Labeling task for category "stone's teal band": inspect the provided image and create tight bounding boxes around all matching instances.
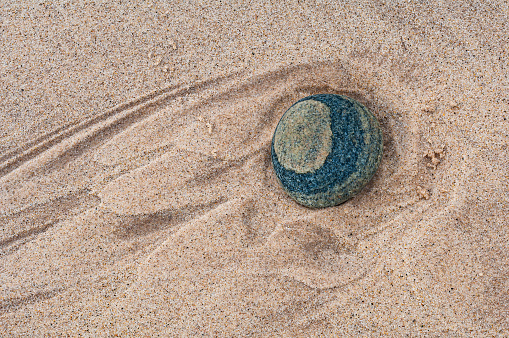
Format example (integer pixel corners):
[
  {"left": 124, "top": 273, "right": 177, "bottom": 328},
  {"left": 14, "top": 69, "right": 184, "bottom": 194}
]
[{"left": 271, "top": 94, "right": 383, "bottom": 208}]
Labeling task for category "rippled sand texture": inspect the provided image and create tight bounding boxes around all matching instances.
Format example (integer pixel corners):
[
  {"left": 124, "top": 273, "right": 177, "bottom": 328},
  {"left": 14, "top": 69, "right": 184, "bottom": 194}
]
[{"left": 1, "top": 1, "right": 508, "bottom": 336}]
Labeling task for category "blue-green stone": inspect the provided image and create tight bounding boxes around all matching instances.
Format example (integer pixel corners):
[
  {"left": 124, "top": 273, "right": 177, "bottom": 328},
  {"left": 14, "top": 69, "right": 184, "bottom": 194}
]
[{"left": 271, "top": 94, "right": 383, "bottom": 208}]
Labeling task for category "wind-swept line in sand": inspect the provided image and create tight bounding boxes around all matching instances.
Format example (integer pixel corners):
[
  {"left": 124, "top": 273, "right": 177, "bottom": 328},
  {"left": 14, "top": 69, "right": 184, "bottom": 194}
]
[
  {"left": 0, "top": 288, "right": 63, "bottom": 315},
  {"left": 114, "top": 197, "right": 228, "bottom": 240},
  {"left": 0, "top": 84, "right": 178, "bottom": 166},
  {"left": 0, "top": 220, "right": 56, "bottom": 248},
  {"left": 0, "top": 221, "right": 57, "bottom": 258},
  {"left": 0, "top": 72, "right": 243, "bottom": 179}
]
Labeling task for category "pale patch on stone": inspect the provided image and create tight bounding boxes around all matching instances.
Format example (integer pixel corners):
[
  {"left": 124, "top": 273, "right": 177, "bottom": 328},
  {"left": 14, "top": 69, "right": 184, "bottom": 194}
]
[{"left": 274, "top": 100, "right": 332, "bottom": 173}]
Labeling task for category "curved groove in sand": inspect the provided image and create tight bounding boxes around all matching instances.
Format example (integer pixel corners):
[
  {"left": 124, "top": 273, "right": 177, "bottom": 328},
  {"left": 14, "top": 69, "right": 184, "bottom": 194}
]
[{"left": 0, "top": 72, "right": 243, "bottom": 178}]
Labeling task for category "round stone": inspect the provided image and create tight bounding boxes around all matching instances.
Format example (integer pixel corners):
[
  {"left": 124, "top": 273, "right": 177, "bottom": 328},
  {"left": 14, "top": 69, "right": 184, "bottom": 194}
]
[{"left": 271, "top": 94, "right": 383, "bottom": 208}]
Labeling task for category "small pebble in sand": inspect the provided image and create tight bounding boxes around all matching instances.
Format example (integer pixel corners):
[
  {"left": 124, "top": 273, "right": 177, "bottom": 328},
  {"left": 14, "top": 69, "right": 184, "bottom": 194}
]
[
  {"left": 152, "top": 56, "right": 163, "bottom": 67},
  {"left": 271, "top": 94, "right": 383, "bottom": 208},
  {"left": 417, "top": 186, "right": 430, "bottom": 200},
  {"left": 206, "top": 122, "right": 213, "bottom": 135},
  {"left": 425, "top": 147, "right": 445, "bottom": 169}
]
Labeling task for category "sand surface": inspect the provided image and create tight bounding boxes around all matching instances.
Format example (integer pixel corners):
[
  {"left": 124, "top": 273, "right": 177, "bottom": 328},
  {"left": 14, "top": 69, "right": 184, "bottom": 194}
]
[{"left": 1, "top": 1, "right": 508, "bottom": 336}]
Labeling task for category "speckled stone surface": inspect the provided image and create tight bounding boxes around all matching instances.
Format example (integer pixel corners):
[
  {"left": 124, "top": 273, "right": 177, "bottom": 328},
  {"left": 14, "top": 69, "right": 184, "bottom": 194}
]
[{"left": 271, "top": 94, "right": 383, "bottom": 208}]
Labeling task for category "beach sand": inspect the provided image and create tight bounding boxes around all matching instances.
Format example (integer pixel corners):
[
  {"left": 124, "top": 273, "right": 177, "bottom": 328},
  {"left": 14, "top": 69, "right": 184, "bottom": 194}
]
[{"left": 1, "top": 1, "right": 508, "bottom": 336}]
